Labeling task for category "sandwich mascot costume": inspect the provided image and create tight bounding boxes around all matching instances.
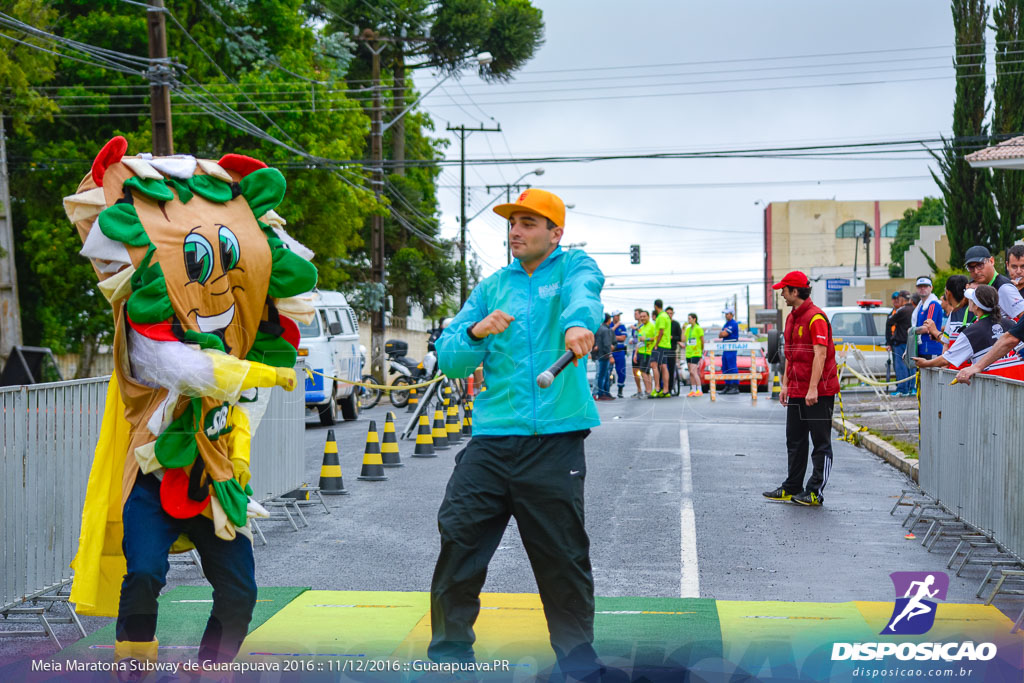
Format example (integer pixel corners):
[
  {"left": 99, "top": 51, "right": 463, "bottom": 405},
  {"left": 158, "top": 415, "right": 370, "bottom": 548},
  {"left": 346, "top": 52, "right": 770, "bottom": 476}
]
[{"left": 65, "top": 137, "right": 318, "bottom": 671}]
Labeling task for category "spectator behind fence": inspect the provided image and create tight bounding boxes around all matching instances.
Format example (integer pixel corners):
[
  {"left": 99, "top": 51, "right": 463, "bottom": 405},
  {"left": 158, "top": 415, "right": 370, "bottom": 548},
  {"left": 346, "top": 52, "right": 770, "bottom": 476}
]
[
  {"left": 964, "top": 245, "right": 1024, "bottom": 320},
  {"left": 911, "top": 276, "right": 944, "bottom": 360},
  {"left": 913, "top": 285, "right": 1014, "bottom": 371},
  {"left": 885, "top": 291, "right": 915, "bottom": 396},
  {"left": 593, "top": 313, "right": 615, "bottom": 400},
  {"left": 1007, "top": 244, "right": 1024, "bottom": 297},
  {"left": 922, "top": 275, "right": 973, "bottom": 352}
]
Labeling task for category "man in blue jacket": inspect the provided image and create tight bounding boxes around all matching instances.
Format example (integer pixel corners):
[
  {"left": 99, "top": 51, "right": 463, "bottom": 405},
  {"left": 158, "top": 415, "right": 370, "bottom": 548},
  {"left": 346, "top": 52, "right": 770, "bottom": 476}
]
[{"left": 431, "top": 188, "right": 606, "bottom": 680}]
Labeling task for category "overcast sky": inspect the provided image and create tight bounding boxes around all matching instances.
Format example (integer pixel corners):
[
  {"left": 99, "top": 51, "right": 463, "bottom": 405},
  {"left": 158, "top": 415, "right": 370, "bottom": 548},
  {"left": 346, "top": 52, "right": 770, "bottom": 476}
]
[{"left": 415, "top": 0, "right": 961, "bottom": 324}]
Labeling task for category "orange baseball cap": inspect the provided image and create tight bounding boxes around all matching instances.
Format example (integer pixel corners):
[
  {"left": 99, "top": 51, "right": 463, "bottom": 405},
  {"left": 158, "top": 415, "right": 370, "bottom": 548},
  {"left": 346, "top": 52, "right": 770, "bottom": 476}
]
[{"left": 493, "top": 188, "right": 565, "bottom": 227}]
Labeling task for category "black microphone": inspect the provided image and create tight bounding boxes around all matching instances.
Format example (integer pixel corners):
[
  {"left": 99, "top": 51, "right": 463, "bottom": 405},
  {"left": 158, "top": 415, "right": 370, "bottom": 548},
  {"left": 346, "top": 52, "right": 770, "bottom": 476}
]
[{"left": 537, "top": 350, "right": 577, "bottom": 388}]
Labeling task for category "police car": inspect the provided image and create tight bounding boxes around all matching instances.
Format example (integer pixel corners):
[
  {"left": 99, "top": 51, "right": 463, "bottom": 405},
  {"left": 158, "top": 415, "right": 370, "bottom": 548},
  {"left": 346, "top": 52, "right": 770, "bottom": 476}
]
[{"left": 821, "top": 300, "right": 891, "bottom": 376}]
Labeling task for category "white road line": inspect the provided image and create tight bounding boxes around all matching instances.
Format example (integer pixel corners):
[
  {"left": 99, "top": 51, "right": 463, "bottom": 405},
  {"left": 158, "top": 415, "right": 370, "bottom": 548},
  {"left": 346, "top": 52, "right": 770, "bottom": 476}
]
[{"left": 679, "top": 425, "right": 700, "bottom": 598}]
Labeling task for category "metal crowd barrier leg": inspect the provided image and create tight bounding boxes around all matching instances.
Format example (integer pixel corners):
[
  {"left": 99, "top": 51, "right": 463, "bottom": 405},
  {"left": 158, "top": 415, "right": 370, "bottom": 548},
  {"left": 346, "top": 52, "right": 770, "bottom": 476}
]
[
  {"left": 947, "top": 534, "right": 987, "bottom": 569},
  {"left": 251, "top": 520, "right": 268, "bottom": 546}
]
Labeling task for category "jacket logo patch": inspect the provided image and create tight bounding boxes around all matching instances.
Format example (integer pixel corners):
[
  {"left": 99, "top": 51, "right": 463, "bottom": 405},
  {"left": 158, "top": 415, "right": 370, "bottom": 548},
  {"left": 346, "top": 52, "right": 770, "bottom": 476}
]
[
  {"left": 797, "top": 326, "right": 804, "bottom": 337},
  {"left": 537, "top": 282, "right": 561, "bottom": 298}
]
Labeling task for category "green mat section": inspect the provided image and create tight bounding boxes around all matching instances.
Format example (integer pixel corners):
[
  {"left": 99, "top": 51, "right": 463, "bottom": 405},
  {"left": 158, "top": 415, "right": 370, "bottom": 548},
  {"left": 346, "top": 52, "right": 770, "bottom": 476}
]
[
  {"left": 594, "top": 596, "right": 723, "bottom": 666},
  {"left": 57, "top": 585, "right": 308, "bottom": 662}
]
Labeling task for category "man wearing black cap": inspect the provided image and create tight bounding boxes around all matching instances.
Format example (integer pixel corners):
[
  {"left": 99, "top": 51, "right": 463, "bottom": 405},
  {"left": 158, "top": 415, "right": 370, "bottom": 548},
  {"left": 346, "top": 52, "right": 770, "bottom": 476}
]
[
  {"left": 965, "top": 245, "right": 1024, "bottom": 320},
  {"left": 763, "top": 271, "right": 838, "bottom": 506}
]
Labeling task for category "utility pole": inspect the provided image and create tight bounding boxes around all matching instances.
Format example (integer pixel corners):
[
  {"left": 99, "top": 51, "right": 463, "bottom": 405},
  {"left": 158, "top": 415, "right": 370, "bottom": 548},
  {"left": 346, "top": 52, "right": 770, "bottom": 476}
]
[
  {"left": 485, "top": 182, "right": 531, "bottom": 264},
  {"left": 146, "top": 0, "right": 173, "bottom": 155},
  {"left": 448, "top": 123, "right": 501, "bottom": 306},
  {"left": 864, "top": 226, "right": 872, "bottom": 278},
  {"left": 0, "top": 113, "right": 21, "bottom": 360},
  {"left": 366, "top": 33, "right": 388, "bottom": 383}
]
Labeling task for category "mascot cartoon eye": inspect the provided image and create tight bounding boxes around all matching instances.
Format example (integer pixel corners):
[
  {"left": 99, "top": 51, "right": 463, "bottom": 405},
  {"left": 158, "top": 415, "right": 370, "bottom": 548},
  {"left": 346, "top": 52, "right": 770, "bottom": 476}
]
[
  {"left": 218, "top": 226, "right": 240, "bottom": 272},
  {"left": 184, "top": 232, "right": 214, "bottom": 284}
]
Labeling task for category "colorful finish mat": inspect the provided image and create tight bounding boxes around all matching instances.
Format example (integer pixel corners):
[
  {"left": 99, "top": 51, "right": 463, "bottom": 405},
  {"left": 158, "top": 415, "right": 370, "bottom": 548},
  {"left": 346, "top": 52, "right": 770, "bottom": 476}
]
[
  {"left": 56, "top": 585, "right": 308, "bottom": 663},
  {"left": 53, "top": 590, "right": 1023, "bottom": 681}
]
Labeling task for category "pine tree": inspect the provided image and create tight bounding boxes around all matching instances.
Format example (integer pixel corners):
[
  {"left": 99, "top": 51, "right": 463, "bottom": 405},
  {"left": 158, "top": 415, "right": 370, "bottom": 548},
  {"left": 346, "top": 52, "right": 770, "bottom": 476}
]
[
  {"left": 990, "top": 0, "right": 1024, "bottom": 254},
  {"left": 931, "top": 0, "right": 998, "bottom": 268}
]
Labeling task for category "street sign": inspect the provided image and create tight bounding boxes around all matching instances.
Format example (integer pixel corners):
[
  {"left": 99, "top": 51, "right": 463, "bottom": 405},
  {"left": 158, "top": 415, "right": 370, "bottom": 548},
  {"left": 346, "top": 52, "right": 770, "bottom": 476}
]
[
  {"left": 706, "top": 341, "right": 759, "bottom": 352},
  {"left": 826, "top": 278, "right": 851, "bottom": 291}
]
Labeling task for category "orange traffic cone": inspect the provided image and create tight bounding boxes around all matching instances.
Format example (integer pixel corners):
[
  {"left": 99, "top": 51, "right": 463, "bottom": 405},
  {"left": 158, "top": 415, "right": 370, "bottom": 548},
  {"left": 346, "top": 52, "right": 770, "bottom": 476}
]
[
  {"left": 318, "top": 429, "right": 348, "bottom": 495},
  {"left": 357, "top": 421, "right": 388, "bottom": 481},
  {"left": 446, "top": 399, "right": 462, "bottom": 444},
  {"left": 413, "top": 414, "right": 436, "bottom": 457},
  {"left": 381, "top": 411, "right": 402, "bottom": 467},
  {"left": 432, "top": 401, "right": 450, "bottom": 451}
]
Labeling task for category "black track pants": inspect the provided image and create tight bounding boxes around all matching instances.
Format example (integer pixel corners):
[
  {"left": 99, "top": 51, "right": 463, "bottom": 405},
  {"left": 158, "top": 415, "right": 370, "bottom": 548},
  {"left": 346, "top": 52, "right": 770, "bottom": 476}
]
[
  {"left": 782, "top": 395, "right": 835, "bottom": 495},
  {"left": 428, "top": 431, "right": 598, "bottom": 676}
]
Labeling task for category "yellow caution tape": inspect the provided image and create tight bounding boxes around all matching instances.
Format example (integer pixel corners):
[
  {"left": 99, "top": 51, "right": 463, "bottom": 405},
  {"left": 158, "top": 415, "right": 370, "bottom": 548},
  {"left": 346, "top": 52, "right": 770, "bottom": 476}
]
[
  {"left": 303, "top": 368, "right": 447, "bottom": 392},
  {"left": 837, "top": 363, "right": 905, "bottom": 387}
]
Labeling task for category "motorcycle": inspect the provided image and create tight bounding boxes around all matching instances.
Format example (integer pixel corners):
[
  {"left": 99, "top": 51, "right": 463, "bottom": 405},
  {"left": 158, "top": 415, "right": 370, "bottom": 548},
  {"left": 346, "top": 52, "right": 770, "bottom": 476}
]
[{"left": 384, "top": 339, "right": 440, "bottom": 408}]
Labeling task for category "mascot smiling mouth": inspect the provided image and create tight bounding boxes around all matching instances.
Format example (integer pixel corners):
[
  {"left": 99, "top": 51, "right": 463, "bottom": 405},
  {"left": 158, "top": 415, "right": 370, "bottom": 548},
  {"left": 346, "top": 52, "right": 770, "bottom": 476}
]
[{"left": 193, "top": 304, "right": 236, "bottom": 333}]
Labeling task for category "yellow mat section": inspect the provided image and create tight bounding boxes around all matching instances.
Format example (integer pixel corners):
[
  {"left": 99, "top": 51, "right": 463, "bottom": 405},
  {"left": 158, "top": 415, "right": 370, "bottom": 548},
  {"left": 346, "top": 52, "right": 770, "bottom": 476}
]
[
  {"left": 392, "top": 592, "right": 555, "bottom": 672},
  {"left": 240, "top": 590, "right": 429, "bottom": 659},
  {"left": 716, "top": 600, "right": 878, "bottom": 676},
  {"left": 855, "top": 601, "right": 1020, "bottom": 640}
]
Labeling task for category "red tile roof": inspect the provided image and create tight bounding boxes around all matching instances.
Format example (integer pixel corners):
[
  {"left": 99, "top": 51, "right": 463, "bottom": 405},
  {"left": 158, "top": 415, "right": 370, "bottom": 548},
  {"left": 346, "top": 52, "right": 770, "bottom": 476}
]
[{"left": 966, "top": 135, "right": 1024, "bottom": 163}]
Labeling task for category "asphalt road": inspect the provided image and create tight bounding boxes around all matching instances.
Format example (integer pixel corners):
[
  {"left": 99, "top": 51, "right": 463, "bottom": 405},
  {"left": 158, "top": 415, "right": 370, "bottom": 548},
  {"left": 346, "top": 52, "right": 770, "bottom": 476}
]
[{"left": 3, "top": 387, "right": 1019, "bottom": 665}]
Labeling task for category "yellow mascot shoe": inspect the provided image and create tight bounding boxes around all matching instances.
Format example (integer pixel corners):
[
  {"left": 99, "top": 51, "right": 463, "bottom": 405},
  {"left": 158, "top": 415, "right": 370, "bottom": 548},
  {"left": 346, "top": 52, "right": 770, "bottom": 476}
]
[{"left": 114, "top": 639, "right": 158, "bottom": 681}]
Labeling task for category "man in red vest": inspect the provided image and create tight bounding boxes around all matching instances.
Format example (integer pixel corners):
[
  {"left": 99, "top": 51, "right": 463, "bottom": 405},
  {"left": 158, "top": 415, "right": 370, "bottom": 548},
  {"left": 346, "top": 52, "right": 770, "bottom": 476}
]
[{"left": 763, "top": 271, "right": 840, "bottom": 506}]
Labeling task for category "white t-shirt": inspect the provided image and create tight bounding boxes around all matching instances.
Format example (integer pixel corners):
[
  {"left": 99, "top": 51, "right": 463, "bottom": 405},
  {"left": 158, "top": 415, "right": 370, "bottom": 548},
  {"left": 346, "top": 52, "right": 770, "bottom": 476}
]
[
  {"left": 989, "top": 274, "right": 1024, "bottom": 320},
  {"left": 942, "top": 315, "right": 1013, "bottom": 367}
]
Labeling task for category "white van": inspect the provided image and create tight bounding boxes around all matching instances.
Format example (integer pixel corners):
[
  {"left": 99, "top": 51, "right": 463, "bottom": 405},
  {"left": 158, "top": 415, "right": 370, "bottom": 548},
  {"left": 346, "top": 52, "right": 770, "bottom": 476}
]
[{"left": 297, "top": 290, "right": 362, "bottom": 425}]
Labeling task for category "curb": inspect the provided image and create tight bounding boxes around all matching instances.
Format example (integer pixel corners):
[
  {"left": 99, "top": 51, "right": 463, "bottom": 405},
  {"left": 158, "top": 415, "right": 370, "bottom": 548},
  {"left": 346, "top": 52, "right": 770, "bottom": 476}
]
[{"left": 832, "top": 417, "right": 919, "bottom": 483}]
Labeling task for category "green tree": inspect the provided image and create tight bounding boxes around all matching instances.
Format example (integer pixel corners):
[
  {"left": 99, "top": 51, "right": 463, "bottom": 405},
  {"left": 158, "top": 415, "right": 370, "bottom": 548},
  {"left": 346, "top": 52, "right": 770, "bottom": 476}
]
[
  {"left": 931, "top": 0, "right": 998, "bottom": 268},
  {"left": 311, "top": 0, "right": 544, "bottom": 170},
  {"left": 0, "top": 0, "right": 59, "bottom": 134},
  {"left": 990, "top": 0, "right": 1024, "bottom": 254},
  {"left": 7, "top": 0, "right": 376, "bottom": 374},
  {"left": 888, "top": 198, "right": 946, "bottom": 277}
]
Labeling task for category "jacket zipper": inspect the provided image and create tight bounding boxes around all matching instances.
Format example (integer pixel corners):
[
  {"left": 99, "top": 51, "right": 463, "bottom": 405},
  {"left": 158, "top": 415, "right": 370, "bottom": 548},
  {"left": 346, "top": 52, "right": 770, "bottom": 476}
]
[{"left": 527, "top": 269, "right": 537, "bottom": 434}]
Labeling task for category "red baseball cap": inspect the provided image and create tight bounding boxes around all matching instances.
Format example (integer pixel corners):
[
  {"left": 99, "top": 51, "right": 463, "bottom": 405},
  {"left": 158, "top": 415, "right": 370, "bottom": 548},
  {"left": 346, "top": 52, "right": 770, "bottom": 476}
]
[{"left": 772, "top": 271, "right": 810, "bottom": 289}]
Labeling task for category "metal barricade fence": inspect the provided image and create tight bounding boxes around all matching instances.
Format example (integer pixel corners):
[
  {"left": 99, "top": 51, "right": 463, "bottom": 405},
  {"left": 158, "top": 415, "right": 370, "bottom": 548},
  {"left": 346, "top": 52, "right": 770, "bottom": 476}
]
[
  {"left": 248, "top": 383, "right": 306, "bottom": 502},
  {"left": 1, "top": 375, "right": 305, "bottom": 644},
  {"left": 919, "top": 368, "right": 1024, "bottom": 561},
  {"left": 1, "top": 377, "right": 106, "bottom": 643}
]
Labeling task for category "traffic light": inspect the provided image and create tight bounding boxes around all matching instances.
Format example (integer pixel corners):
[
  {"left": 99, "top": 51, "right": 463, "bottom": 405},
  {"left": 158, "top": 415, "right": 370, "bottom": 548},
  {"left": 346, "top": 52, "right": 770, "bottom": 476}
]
[{"left": 630, "top": 244, "right": 640, "bottom": 264}]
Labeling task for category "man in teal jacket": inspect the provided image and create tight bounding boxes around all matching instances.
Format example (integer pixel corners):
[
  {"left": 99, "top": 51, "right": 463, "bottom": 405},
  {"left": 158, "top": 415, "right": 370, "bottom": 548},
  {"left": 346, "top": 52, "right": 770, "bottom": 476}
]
[{"left": 430, "top": 188, "right": 606, "bottom": 680}]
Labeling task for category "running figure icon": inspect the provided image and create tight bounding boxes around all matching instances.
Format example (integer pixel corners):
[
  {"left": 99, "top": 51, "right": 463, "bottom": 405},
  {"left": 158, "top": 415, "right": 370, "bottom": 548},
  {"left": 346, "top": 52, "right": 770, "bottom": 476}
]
[{"left": 886, "top": 574, "right": 939, "bottom": 632}]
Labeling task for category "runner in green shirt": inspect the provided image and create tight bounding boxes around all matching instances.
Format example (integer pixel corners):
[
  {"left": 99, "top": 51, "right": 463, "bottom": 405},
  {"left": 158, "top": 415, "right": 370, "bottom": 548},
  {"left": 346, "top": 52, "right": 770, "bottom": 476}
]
[
  {"left": 635, "top": 310, "right": 655, "bottom": 397},
  {"left": 651, "top": 299, "right": 673, "bottom": 397},
  {"left": 683, "top": 313, "right": 704, "bottom": 396}
]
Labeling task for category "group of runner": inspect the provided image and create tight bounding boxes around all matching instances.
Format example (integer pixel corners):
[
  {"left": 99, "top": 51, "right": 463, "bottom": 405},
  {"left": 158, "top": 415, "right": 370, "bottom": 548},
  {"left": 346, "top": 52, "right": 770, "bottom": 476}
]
[{"left": 598, "top": 302, "right": 710, "bottom": 399}]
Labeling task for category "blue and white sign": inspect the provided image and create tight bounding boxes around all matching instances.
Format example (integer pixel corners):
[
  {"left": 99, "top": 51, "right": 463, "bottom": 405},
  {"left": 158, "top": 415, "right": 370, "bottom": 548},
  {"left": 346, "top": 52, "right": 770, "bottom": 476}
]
[{"left": 826, "top": 278, "right": 851, "bottom": 291}]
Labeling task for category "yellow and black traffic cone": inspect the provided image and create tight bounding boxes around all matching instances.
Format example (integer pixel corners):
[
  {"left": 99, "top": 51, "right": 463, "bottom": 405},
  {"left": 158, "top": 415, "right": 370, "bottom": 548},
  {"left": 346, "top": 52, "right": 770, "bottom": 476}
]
[
  {"left": 772, "top": 371, "right": 782, "bottom": 399},
  {"left": 446, "top": 398, "right": 462, "bottom": 444},
  {"left": 432, "top": 401, "right": 450, "bottom": 451},
  {"left": 381, "top": 411, "right": 403, "bottom": 467},
  {"left": 407, "top": 386, "right": 418, "bottom": 413},
  {"left": 413, "top": 413, "right": 436, "bottom": 457},
  {"left": 318, "top": 429, "right": 348, "bottom": 495},
  {"left": 357, "top": 421, "right": 388, "bottom": 481},
  {"left": 462, "top": 398, "right": 473, "bottom": 437}
]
